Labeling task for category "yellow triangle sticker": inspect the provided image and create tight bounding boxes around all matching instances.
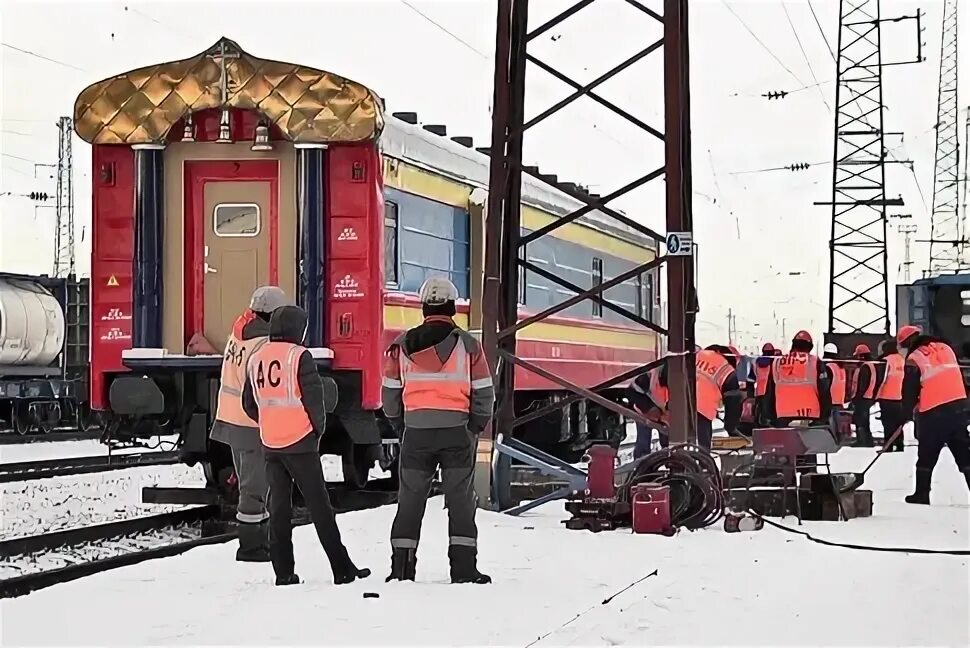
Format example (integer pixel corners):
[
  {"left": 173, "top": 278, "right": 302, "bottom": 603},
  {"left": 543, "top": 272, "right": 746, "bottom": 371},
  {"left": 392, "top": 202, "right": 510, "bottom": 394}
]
[{"left": 106, "top": 275, "right": 119, "bottom": 287}]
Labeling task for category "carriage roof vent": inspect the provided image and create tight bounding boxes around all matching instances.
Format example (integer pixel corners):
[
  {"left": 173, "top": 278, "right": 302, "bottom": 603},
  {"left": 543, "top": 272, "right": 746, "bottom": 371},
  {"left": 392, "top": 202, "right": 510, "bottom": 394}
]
[
  {"left": 538, "top": 173, "right": 559, "bottom": 185},
  {"left": 423, "top": 124, "right": 447, "bottom": 136},
  {"left": 475, "top": 146, "right": 491, "bottom": 156},
  {"left": 393, "top": 111, "right": 418, "bottom": 124},
  {"left": 451, "top": 136, "right": 474, "bottom": 148}
]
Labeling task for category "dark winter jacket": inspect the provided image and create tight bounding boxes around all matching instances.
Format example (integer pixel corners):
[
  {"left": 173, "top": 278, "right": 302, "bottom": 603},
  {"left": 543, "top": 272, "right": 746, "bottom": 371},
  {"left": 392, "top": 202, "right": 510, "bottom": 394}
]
[
  {"left": 901, "top": 335, "right": 967, "bottom": 422},
  {"left": 762, "top": 349, "right": 832, "bottom": 424},
  {"left": 210, "top": 314, "right": 270, "bottom": 450},
  {"left": 850, "top": 354, "right": 876, "bottom": 403},
  {"left": 242, "top": 305, "right": 327, "bottom": 454},
  {"left": 382, "top": 316, "right": 495, "bottom": 434}
]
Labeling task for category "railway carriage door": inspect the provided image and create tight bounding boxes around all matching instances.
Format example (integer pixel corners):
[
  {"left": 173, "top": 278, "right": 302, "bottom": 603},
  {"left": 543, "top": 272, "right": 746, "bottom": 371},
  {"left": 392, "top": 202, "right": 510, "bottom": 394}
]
[{"left": 203, "top": 182, "right": 271, "bottom": 350}]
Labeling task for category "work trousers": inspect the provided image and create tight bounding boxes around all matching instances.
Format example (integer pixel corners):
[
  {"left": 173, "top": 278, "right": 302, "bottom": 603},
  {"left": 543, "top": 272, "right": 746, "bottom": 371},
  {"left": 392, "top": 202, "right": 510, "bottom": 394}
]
[
  {"left": 390, "top": 426, "right": 477, "bottom": 552},
  {"left": 915, "top": 409, "right": 970, "bottom": 480},
  {"left": 878, "top": 400, "right": 906, "bottom": 451},
  {"left": 634, "top": 421, "right": 668, "bottom": 459},
  {"left": 696, "top": 415, "right": 713, "bottom": 450},
  {"left": 265, "top": 450, "right": 352, "bottom": 579},
  {"left": 853, "top": 400, "right": 874, "bottom": 446},
  {"left": 231, "top": 444, "right": 269, "bottom": 523}
]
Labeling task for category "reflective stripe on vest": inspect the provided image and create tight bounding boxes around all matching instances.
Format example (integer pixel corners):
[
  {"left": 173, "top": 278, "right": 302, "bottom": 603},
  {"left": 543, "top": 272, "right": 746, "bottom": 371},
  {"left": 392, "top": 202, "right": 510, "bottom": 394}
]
[
  {"left": 877, "top": 353, "right": 904, "bottom": 401},
  {"left": 400, "top": 334, "right": 472, "bottom": 413},
  {"left": 908, "top": 342, "right": 967, "bottom": 413},
  {"left": 772, "top": 352, "right": 820, "bottom": 419},
  {"left": 696, "top": 350, "right": 732, "bottom": 421},
  {"left": 755, "top": 364, "right": 770, "bottom": 397},
  {"left": 826, "top": 361, "right": 846, "bottom": 407},
  {"left": 215, "top": 332, "right": 268, "bottom": 428},
  {"left": 248, "top": 341, "right": 313, "bottom": 448}
]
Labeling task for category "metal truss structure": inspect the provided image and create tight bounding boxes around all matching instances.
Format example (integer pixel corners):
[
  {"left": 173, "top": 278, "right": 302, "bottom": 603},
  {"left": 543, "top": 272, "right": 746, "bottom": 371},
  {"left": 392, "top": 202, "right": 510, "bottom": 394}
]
[
  {"left": 482, "top": 0, "right": 695, "bottom": 502},
  {"left": 823, "top": 0, "right": 919, "bottom": 337},
  {"left": 928, "top": 0, "right": 961, "bottom": 274},
  {"left": 53, "top": 116, "right": 76, "bottom": 278}
]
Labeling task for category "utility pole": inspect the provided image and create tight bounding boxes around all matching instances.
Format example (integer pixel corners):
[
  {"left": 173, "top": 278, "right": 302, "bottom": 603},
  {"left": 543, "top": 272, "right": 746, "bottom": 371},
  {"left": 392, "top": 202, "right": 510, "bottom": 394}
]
[
  {"left": 817, "top": 0, "right": 922, "bottom": 338},
  {"left": 53, "top": 116, "right": 75, "bottom": 278},
  {"left": 727, "top": 308, "right": 735, "bottom": 345},
  {"left": 893, "top": 215, "right": 918, "bottom": 283},
  {"left": 928, "top": 0, "right": 960, "bottom": 274}
]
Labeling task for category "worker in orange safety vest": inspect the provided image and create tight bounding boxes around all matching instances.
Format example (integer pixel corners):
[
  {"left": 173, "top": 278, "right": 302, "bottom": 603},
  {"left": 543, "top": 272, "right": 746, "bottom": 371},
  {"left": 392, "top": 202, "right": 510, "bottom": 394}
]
[
  {"left": 210, "top": 285, "right": 289, "bottom": 563},
  {"left": 695, "top": 345, "right": 742, "bottom": 449},
  {"left": 849, "top": 344, "right": 878, "bottom": 447},
  {"left": 875, "top": 338, "right": 905, "bottom": 452},
  {"left": 628, "top": 363, "right": 670, "bottom": 458},
  {"left": 897, "top": 325, "right": 970, "bottom": 504},
  {"left": 382, "top": 277, "right": 495, "bottom": 584},
  {"left": 754, "top": 343, "right": 781, "bottom": 424},
  {"left": 822, "top": 343, "right": 847, "bottom": 410},
  {"left": 762, "top": 330, "right": 832, "bottom": 426},
  {"left": 242, "top": 304, "right": 370, "bottom": 586}
]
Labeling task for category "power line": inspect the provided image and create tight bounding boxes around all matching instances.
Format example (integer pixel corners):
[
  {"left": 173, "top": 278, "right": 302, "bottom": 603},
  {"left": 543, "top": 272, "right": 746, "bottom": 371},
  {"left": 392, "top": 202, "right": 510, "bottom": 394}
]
[
  {"left": 1, "top": 42, "right": 86, "bottom": 72},
  {"left": 781, "top": 2, "right": 831, "bottom": 113},
  {"left": 2, "top": 152, "right": 37, "bottom": 164},
  {"left": 721, "top": 0, "right": 805, "bottom": 86},
  {"left": 806, "top": 0, "right": 836, "bottom": 62},
  {"left": 398, "top": 0, "right": 489, "bottom": 59},
  {"left": 730, "top": 160, "right": 829, "bottom": 175}
]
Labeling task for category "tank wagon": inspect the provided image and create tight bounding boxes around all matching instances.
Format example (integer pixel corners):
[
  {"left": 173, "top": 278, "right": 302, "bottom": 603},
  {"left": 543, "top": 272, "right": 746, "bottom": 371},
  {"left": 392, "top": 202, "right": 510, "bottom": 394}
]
[
  {"left": 0, "top": 273, "right": 90, "bottom": 434},
  {"left": 74, "top": 38, "right": 659, "bottom": 496}
]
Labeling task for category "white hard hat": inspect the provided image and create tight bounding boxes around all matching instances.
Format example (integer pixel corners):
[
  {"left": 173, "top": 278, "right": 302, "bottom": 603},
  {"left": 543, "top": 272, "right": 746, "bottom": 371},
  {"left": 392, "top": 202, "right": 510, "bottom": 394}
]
[
  {"left": 419, "top": 277, "right": 458, "bottom": 305},
  {"left": 823, "top": 343, "right": 838, "bottom": 355},
  {"left": 250, "top": 285, "right": 289, "bottom": 313}
]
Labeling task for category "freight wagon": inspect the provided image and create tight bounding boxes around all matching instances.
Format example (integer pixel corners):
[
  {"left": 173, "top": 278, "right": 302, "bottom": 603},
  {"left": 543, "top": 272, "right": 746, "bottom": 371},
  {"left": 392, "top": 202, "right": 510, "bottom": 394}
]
[{"left": 73, "top": 38, "right": 659, "bottom": 496}]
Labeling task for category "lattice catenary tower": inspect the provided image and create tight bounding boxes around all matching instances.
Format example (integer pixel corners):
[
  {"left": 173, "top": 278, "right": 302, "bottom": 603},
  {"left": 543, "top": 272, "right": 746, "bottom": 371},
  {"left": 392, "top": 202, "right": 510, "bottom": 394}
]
[{"left": 53, "top": 115, "right": 75, "bottom": 278}]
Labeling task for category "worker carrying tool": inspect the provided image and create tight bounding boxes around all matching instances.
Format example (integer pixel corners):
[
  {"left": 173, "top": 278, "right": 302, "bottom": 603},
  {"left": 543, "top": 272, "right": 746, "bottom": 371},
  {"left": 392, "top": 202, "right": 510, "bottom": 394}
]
[
  {"left": 210, "top": 285, "right": 289, "bottom": 563},
  {"left": 822, "top": 343, "right": 847, "bottom": 410},
  {"left": 628, "top": 363, "right": 669, "bottom": 458},
  {"left": 762, "top": 330, "right": 832, "bottom": 426},
  {"left": 849, "top": 344, "right": 877, "bottom": 447},
  {"left": 875, "top": 338, "right": 905, "bottom": 452},
  {"left": 696, "top": 345, "right": 742, "bottom": 449},
  {"left": 242, "top": 305, "right": 370, "bottom": 586},
  {"left": 897, "top": 325, "right": 970, "bottom": 504},
  {"left": 382, "top": 277, "right": 494, "bottom": 584}
]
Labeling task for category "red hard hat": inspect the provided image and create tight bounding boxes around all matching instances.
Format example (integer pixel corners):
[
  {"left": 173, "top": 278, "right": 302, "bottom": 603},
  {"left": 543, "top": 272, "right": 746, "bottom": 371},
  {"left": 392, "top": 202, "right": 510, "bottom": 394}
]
[
  {"left": 897, "top": 325, "right": 922, "bottom": 346},
  {"left": 853, "top": 343, "right": 870, "bottom": 356},
  {"left": 761, "top": 342, "right": 776, "bottom": 354},
  {"left": 793, "top": 330, "right": 813, "bottom": 344}
]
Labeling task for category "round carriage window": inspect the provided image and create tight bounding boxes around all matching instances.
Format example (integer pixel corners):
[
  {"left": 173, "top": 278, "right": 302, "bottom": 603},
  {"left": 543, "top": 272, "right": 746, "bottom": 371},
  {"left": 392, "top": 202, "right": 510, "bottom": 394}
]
[{"left": 214, "top": 203, "right": 260, "bottom": 237}]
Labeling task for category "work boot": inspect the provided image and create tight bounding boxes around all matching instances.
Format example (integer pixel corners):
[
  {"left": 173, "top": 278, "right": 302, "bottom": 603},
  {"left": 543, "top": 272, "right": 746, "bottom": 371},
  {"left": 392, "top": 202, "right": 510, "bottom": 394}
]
[
  {"left": 275, "top": 573, "right": 300, "bottom": 586},
  {"left": 448, "top": 545, "right": 491, "bottom": 584},
  {"left": 905, "top": 468, "right": 932, "bottom": 505},
  {"left": 385, "top": 548, "right": 417, "bottom": 582},
  {"left": 333, "top": 559, "right": 372, "bottom": 585},
  {"left": 235, "top": 521, "right": 271, "bottom": 563}
]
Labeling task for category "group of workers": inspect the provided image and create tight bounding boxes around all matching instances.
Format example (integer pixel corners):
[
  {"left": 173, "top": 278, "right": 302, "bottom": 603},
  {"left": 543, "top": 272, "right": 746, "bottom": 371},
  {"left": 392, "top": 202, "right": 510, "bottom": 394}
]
[
  {"left": 628, "top": 327, "right": 970, "bottom": 504},
  {"left": 211, "top": 278, "right": 493, "bottom": 586}
]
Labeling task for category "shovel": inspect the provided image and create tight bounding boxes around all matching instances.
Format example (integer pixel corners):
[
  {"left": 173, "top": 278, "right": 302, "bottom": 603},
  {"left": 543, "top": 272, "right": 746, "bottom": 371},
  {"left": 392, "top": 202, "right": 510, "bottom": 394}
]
[{"left": 838, "top": 425, "right": 906, "bottom": 493}]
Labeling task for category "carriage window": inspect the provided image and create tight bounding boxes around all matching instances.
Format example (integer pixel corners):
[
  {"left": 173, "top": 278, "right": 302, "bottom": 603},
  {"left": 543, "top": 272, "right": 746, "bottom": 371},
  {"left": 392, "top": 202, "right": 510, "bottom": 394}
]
[
  {"left": 592, "top": 257, "right": 604, "bottom": 318},
  {"left": 384, "top": 201, "right": 399, "bottom": 285},
  {"left": 214, "top": 203, "right": 260, "bottom": 237}
]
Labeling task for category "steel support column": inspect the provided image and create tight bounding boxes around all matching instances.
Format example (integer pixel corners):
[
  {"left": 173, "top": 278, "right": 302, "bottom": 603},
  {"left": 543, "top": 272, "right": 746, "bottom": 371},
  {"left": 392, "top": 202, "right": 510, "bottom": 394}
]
[
  {"left": 483, "top": 0, "right": 695, "bottom": 506},
  {"left": 296, "top": 144, "right": 327, "bottom": 347},
  {"left": 132, "top": 143, "right": 165, "bottom": 349}
]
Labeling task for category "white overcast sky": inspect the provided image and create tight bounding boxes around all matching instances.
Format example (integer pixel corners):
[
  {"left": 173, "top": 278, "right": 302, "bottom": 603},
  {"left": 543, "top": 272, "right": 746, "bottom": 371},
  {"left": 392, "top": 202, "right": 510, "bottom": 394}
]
[{"left": 0, "top": 0, "right": 966, "bottom": 350}]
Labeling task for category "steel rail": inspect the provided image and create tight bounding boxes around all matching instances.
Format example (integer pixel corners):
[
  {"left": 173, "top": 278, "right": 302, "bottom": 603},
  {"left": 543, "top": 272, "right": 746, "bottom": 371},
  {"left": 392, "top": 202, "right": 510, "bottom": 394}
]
[
  {"left": 0, "top": 451, "right": 180, "bottom": 483},
  {"left": 0, "top": 430, "right": 102, "bottom": 445}
]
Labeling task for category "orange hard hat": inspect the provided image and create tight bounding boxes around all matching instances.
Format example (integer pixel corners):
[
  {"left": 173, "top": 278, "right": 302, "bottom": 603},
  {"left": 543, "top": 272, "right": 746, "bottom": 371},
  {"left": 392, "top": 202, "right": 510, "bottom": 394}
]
[
  {"left": 793, "top": 330, "right": 813, "bottom": 344},
  {"left": 853, "top": 343, "right": 870, "bottom": 356},
  {"left": 896, "top": 325, "right": 921, "bottom": 346}
]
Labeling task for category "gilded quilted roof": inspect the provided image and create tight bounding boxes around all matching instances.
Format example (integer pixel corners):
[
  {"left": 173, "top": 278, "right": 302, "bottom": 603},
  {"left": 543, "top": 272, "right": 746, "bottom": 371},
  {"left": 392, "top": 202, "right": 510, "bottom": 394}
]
[{"left": 73, "top": 37, "right": 383, "bottom": 145}]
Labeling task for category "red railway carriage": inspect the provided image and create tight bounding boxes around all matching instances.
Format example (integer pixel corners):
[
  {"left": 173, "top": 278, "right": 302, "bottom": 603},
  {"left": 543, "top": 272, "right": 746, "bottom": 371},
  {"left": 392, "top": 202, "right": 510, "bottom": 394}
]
[{"left": 74, "top": 38, "right": 659, "bottom": 497}]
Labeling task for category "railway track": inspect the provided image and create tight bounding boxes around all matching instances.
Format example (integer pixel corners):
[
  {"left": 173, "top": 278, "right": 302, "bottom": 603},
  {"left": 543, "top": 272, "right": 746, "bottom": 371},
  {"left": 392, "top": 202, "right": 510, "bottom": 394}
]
[
  {"left": 0, "top": 430, "right": 102, "bottom": 445},
  {"left": 0, "top": 451, "right": 180, "bottom": 483},
  {"left": 0, "top": 478, "right": 398, "bottom": 598}
]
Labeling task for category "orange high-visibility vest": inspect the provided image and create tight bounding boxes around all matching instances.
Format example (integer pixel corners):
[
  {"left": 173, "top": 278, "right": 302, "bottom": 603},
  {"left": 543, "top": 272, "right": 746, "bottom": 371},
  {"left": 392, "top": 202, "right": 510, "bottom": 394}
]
[
  {"left": 214, "top": 317, "right": 267, "bottom": 428},
  {"left": 647, "top": 367, "right": 669, "bottom": 410},
  {"left": 851, "top": 360, "right": 878, "bottom": 399},
  {"left": 755, "top": 364, "right": 771, "bottom": 397},
  {"left": 877, "top": 353, "right": 904, "bottom": 401},
  {"left": 826, "top": 361, "right": 846, "bottom": 407},
  {"left": 696, "top": 350, "right": 733, "bottom": 421},
  {"left": 772, "top": 352, "right": 821, "bottom": 419},
  {"left": 907, "top": 342, "right": 967, "bottom": 413},
  {"left": 400, "top": 335, "right": 472, "bottom": 414},
  {"left": 247, "top": 341, "right": 313, "bottom": 449}
]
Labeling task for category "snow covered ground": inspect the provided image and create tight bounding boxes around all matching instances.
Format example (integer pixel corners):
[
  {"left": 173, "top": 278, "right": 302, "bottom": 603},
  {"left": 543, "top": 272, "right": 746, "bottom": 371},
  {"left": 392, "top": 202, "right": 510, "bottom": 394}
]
[
  {"left": 2, "top": 444, "right": 967, "bottom": 646},
  {"left": 0, "top": 435, "right": 180, "bottom": 464}
]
